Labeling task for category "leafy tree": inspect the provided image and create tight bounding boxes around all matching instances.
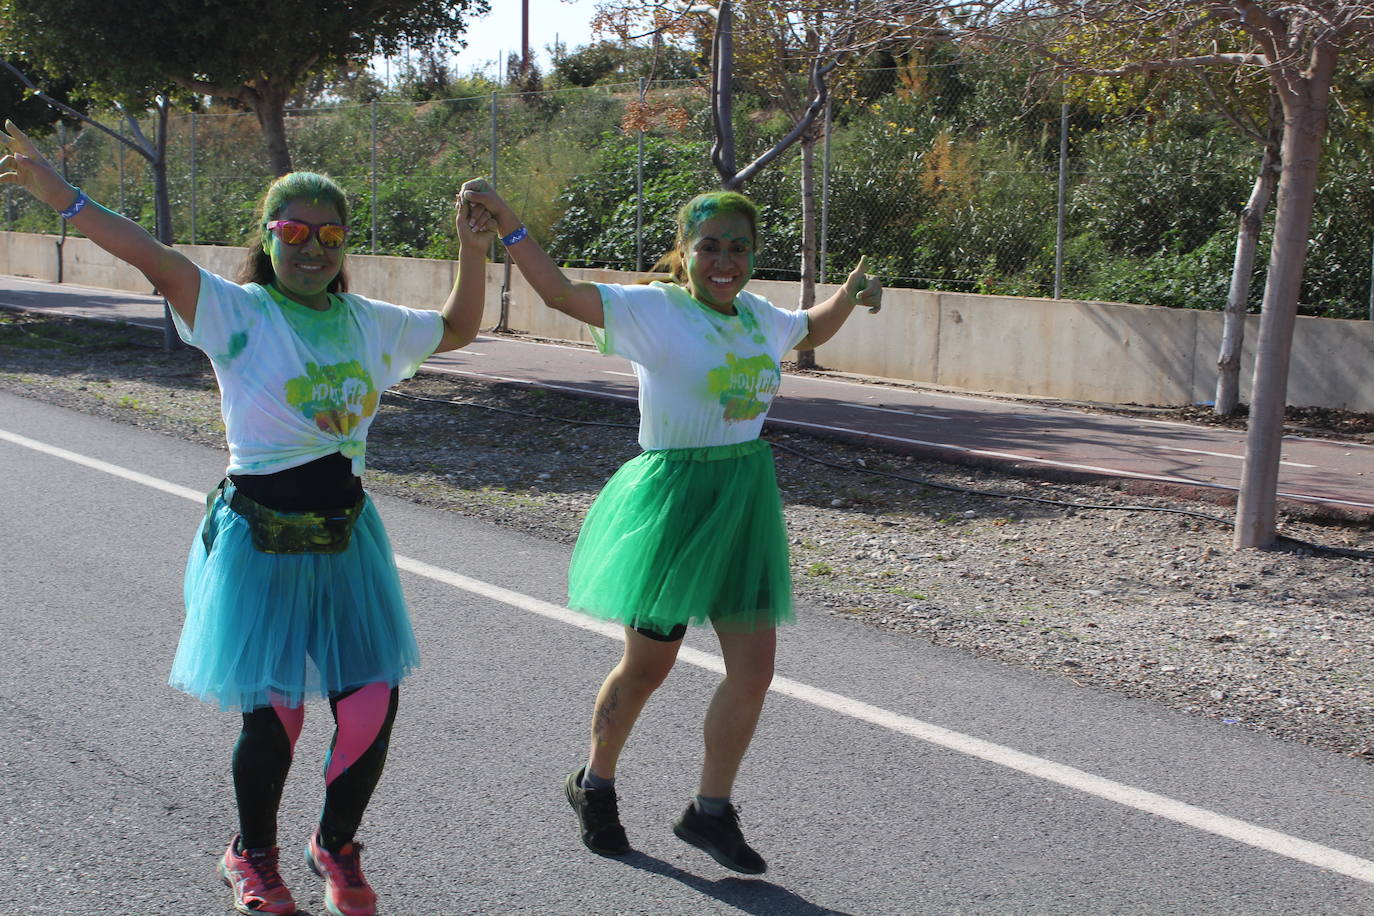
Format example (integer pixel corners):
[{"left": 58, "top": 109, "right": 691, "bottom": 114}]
[
  {"left": 7, "top": 0, "right": 489, "bottom": 175},
  {"left": 597, "top": 0, "right": 953, "bottom": 371},
  {"left": 552, "top": 39, "right": 700, "bottom": 87},
  {"left": 0, "top": 53, "right": 78, "bottom": 134},
  {"left": 998, "top": 0, "right": 1374, "bottom": 548},
  {"left": 2, "top": 0, "right": 199, "bottom": 348}
]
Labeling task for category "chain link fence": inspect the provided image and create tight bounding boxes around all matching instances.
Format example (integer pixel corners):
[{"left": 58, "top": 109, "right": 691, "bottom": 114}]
[{"left": 7, "top": 62, "right": 1374, "bottom": 319}]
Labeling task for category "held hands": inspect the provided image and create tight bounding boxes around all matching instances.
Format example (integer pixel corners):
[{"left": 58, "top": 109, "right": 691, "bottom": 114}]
[
  {"left": 459, "top": 178, "right": 518, "bottom": 237},
  {"left": 0, "top": 119, "right": 73, "bottom": 209},
  {"left": 454, "top": 182, "right": 496, "bottom": 248},
  {"left": 843, "top": 256, "right": 882, "bottom": 314}
]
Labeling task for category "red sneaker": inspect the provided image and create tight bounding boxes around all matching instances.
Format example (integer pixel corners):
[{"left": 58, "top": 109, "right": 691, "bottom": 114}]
[
  {"left": 305, "top": 831, "right": 377, "bottom": 916},
  {"left": 218, "top": 836, "right": 297, "bottom": 915}
]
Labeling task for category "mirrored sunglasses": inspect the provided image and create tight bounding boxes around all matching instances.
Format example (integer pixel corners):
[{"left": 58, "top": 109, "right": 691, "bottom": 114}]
[{"left": 265, "top": 219, "right": 349, "bottom": 249}]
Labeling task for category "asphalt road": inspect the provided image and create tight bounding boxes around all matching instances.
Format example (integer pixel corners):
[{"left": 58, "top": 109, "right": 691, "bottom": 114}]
[
  {"left": 5, "top": 391, "right": 1374, "bottom": 915},
  {"left": 2, "top": 274, "right": 1371, "bottom": 517}
]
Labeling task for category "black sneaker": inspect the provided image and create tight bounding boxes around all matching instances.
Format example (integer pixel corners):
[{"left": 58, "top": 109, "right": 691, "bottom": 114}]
[
  {"left": 672, "top": 802, "right": 767, "bottom": 874},
  {"left": 565, "top": 766, "right": 630, "bottom": 855}
]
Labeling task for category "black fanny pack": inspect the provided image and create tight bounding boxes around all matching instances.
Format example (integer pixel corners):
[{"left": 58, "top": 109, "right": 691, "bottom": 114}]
[{"left": 203, "top": 480, "right": 365, "bottom": 555}]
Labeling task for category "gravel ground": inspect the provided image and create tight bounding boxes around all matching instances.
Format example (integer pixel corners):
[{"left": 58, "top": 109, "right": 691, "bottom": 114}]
[{"left": 3, "top": 309, "right": 1373, "bottom": 761}]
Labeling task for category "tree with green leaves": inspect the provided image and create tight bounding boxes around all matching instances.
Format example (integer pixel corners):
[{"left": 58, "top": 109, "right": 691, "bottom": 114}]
[
  {"left": 1059, "top": 62, "right": 1283, "bottom": 418},
  {"left": 7, "top": 0, "right": 488, "bottom": 175},
  {"left": 997, "top": 0, "right": 1374, "bottom": 548},
  {"left": 1, "top": 0, "right": 193, "bottom": 347}
]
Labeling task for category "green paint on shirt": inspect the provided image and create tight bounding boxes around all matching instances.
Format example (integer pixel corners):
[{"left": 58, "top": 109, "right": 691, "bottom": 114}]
[
  {"left": 265, "top": 285, "right": 354, "bottom": 350},
  {"left": 707, "top": 352, "right": 781, "bottom": 421},
  {"left": 218, "top": 331, "right": 248, "bottom": 363},
  {"left": 284, "top": 360, "right": 379, "bottom": 435}
]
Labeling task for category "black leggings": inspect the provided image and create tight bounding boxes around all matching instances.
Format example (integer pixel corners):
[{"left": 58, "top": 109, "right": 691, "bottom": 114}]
[{"left": 234, "top": 685, "right": 399, "bottom": 851}]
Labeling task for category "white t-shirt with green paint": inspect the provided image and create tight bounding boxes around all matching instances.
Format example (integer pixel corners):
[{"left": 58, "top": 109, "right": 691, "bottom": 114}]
[
  {"left": 592, "top": 281, "right": 809, "bottom": 450},
  {"left": 174, "top": 268, "right": 444, "bottom": 477}
]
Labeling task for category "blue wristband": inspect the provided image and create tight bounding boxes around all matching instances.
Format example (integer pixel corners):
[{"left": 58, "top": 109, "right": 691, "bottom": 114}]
[
  {"left": 59, "top": 190, "right": 88, "bottom": 220},
  {"left": 500, "top": 224, "right": 528, "bottom": 246}
]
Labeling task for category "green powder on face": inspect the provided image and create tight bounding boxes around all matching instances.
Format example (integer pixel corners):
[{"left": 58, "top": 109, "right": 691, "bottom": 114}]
[{"left": 683, "top": 198, "right": 723, "bottom": 237}]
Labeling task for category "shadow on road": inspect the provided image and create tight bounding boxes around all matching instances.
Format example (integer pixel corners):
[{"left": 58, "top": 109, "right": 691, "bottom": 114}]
[{"left": 616, "top": 849, "right": 857, "bottom": 915}]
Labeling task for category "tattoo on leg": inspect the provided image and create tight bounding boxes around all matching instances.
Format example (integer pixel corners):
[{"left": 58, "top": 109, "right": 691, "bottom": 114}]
[{"left": 593, "top": 686, "right": 620, "bottom": 747}]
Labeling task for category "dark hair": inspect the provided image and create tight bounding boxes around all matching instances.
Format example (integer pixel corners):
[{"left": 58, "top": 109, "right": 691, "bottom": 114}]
[
  {"left": 235, "top": 171, "right": 350, "bottom": 292},
  {"left": 653, "top": 191, "right": 759, "bottom": 284}
]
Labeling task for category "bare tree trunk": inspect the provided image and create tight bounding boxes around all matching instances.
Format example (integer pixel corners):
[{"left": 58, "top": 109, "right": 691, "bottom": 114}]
[
  {"left": 254, "top": 84, "right": 294, "bottom": 177},
  {"left": 711, "top": 0, "right": 737, "bottom": 187},
  {"left": 151, "top": 100, "right": 173, "bottom": 246},
  {"left": 1234, "top": 66, "right": 1332, "bottom": 549},
  {"left": 796, "top": 130, "right": 819, "bottom": 370},
  {"left": 1215, "top": 110, "right": 1280, "bottom": 417}
]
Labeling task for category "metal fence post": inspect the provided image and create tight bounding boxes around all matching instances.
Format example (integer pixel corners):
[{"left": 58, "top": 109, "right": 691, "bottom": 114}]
[
  {"left": 117, "top": 124, "right": 126, "bottom": 216},
  {"left": 1368, "top": 229, "right": 1374, "bottom": 321},
  {"left": 370, "top": 99, "right": 378, "bottom": 254},
  {"left": 821, "top": 95, "right": 832, "bottom": 285},
  {"left": 636, "top": 77, "right": 645, "bottom": 272},
  {"left": 1054, "top": 100, "right": 1068, "bottom": 300},
  {"left": 490, "top": 90, "right": 499, "bottom": 268},
  {"left": 489, "top": 91, "right": 499, "bottom": 190},
  {"left": 55, "top": 122, "right": 67, "bottom": 282},
  {"left": 493, "top": 90, "right": 509, "bottom": 330},
  {"left": 190, "top": 112, "right": 197, "bottom": 245}
]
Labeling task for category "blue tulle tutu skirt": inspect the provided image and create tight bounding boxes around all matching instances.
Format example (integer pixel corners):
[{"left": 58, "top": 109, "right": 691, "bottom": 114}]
[{"left": 169, "top": 484, "right": 419, "bottom": 713}]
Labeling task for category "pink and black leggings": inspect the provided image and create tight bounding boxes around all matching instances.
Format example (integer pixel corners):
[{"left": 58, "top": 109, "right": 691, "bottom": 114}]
[{"left": 233, "top": 682, "right": 399, "bottom": 852}]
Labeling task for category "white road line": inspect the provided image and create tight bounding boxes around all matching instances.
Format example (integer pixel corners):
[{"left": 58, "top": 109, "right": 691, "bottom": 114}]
[
  {"left": 850, "top": 404, "right": 951, "bottom": 420},
  {"left": 603, "top": 370, "right": 637, "bottom": 378},
  {"left": 1287, "top": 435, "right": 1374, "bottom": 451},
  {"left": 1, "top": 304, "right": 164, "bottom": 329},
  {"left": 1154, "top": 445, "right": 1316, "bottom": 469},
  {"left": 422, "top": 364, "right": 637, "bottom": 402},
  {"left": 763, "top": 417, "right": 1374, "bottom": 511},
  {"left": 6, "top": 425, "right": 1374, "bottom": 886},
  {"left": 0, "top": 429, "right": 204, "bottom": 501},
  {"left": 468, "top": 335, "right": 595, "bottom": 354}
]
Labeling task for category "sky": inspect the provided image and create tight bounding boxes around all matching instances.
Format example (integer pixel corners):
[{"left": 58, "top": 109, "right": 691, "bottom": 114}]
[{"left": 374, "top": 0, "right": 606, "bottom": 82}]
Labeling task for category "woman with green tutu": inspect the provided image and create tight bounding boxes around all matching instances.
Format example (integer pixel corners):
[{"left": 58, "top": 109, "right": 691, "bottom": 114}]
[
  {"left": 463, "top": 181, "right": 881, "bottom": 874},
  {"left": 1, "top": 120, "right": 493, "bottom": 916}
]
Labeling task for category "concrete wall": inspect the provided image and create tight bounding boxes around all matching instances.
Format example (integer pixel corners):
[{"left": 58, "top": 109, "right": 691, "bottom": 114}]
[{"left": 6, "top": 230, "right": 1372, "bottom": 411}]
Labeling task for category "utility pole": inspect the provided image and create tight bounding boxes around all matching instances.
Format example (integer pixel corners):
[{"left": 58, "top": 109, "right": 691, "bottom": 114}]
[{"left": 521, "top": 0, "right": 531, "bottom": 75}]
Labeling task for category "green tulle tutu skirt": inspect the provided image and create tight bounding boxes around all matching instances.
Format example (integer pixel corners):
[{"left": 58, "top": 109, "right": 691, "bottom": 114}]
[{"left": 567, "top": 439, "right": 793, "bottom": 635}]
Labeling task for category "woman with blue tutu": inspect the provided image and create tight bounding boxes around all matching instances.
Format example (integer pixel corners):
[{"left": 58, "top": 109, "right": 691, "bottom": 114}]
[
  {"left": 463, "top": 181, "right": 881, "bottom": 874},
  {"left": 1, "top": 120, "right": 493, "bottom": 916}
]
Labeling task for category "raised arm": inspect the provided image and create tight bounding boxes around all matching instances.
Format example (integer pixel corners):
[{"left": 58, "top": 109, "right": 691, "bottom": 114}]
[
  {"left": 0, "top": 119, "right": 201, "bottom": 326},
  {"left": 434, "top": 188, "right": 495, "bottom": 352},
  {"left": 795, "top": 256, "right": 882, "bottom": 351},
  {"left": 460, "top": 179, "right": 605, "bottom": 329}
]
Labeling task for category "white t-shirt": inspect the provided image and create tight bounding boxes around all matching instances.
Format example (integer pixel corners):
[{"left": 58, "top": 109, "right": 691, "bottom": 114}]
[
  {"left": 174, "top": 268, "right": 444, "bottom": 476},
  {"left": 592, "top": 281, "right": 809, "bottom": 449}
]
